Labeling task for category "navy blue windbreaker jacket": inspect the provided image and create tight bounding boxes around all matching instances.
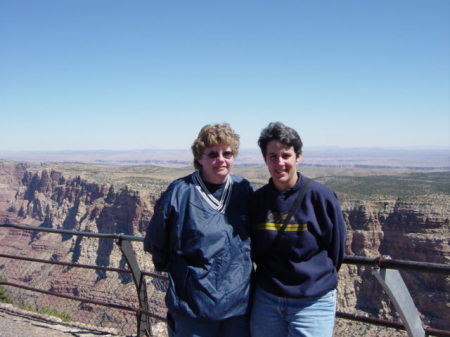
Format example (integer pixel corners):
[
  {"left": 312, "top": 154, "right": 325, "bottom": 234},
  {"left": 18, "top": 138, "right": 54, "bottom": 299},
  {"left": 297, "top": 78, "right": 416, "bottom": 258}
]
[
  {"left": 144, "top": 172, "right": 253, "bottom": 320},
  {"left": 251, "top": 174, "right": 346, "bottom": 298}
]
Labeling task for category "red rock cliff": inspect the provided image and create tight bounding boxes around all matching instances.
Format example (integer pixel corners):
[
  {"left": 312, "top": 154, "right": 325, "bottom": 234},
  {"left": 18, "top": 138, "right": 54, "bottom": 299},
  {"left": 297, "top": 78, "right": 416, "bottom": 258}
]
[{"left": 0, "top": 161, "right": 448, "bottom": 333}]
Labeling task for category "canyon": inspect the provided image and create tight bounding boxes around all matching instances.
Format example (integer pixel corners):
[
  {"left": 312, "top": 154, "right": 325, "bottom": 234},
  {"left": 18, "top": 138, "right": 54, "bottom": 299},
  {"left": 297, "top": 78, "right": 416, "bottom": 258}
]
[{"left": 0, "top": 160, "right": 449, "bottom": 336}]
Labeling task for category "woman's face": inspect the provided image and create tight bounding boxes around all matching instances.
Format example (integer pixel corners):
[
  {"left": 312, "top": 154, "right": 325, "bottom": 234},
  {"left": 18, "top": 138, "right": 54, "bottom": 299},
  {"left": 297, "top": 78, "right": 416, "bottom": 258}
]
[
  {"left": 264, "top": 140, "right": 301, "bottom": 191},
  {"left": 198, "top": 144, "right": 234, "bottom": 184}
]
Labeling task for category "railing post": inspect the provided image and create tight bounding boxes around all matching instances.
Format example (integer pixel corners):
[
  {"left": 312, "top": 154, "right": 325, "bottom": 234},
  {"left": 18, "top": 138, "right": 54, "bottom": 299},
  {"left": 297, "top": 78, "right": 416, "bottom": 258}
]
[
  {"left": 117, "top": 238, "right": 152, "bottom": 337},
  {"left": 372, "top": 256, "right": 425, "bottom": 337}
]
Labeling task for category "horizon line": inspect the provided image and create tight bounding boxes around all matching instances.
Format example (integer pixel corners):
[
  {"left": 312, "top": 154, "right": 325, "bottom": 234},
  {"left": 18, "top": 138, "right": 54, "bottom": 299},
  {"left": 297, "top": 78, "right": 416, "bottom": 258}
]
[{"left": 1, "top": 145, "right": 449, "bottom": 153}]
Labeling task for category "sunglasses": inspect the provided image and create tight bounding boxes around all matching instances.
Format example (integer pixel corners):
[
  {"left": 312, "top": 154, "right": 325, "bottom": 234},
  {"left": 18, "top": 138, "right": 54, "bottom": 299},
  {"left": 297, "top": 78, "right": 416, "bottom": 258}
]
[{"left": 203, "top": 150, "right": 234, "bottom": 159}]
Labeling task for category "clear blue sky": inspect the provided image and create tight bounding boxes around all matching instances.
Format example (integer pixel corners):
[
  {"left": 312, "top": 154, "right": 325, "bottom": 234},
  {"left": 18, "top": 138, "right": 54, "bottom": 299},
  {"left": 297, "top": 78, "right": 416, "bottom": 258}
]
[{"left": 1, "top": 0, "right": 449, "bottom": 151}]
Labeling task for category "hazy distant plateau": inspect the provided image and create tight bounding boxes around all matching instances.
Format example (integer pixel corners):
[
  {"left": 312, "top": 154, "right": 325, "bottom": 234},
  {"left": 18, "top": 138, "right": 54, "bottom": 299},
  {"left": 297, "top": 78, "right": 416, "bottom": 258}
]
[{"left": 0, "top": 147, "right": 448, "bottom": 170}]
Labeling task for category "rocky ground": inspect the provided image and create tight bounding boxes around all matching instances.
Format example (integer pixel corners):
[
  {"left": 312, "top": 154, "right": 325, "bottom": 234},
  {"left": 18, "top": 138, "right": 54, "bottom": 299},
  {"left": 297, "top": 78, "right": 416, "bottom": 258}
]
[
  {"left": 0, "top": 303, "right": 125, "bottom": 337},
  {"left": 0, "top": 302, "right": 408, "bottom": 337}
]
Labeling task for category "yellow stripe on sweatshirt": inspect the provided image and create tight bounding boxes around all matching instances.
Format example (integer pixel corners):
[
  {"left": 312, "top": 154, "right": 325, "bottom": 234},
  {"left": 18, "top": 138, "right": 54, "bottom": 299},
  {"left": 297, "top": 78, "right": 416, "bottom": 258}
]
[{"left": 256, "top": 223, "right": 308, "bottom": 231}]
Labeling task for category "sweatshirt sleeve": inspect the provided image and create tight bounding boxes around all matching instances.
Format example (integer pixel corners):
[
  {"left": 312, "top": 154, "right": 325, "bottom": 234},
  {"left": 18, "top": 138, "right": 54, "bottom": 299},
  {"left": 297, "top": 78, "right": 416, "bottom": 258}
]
[
  {"left": 326, "top": 192, "right": 346, "bottom": 271},
  {"left": 143, "top": 186, "right": 174, "bottom": 272}
]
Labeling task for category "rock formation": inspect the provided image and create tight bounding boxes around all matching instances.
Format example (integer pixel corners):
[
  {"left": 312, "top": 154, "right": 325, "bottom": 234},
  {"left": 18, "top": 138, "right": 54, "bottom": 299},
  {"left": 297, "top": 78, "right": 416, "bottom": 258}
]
[
  {"left": 338, "top": 198, "right": 449, "bottom": 331},
  {"left": 0, "top": 160, "right": 448, "bottom": 335},
  {"left": 0, "top": 161, "right": 159, "bottom": 335}
]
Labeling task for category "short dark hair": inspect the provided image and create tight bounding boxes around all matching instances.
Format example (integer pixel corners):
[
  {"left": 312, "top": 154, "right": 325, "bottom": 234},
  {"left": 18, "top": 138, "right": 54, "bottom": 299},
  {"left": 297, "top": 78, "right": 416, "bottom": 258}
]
[{"left": 258, "top": 122, "right": 303, "bottom": 158}]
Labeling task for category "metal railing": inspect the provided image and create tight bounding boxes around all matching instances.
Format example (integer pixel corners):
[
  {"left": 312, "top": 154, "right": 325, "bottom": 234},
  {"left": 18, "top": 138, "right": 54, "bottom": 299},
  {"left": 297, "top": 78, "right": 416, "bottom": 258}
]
[{"left": 0, "top": 223, "right": 449, "bottom": 337}]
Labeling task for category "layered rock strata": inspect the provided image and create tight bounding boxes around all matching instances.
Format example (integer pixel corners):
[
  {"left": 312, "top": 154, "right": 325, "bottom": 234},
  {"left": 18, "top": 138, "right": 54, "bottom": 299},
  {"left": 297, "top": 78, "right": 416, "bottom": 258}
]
[{"left": 0, "top": 161, "right": 448, "bottom": 334}]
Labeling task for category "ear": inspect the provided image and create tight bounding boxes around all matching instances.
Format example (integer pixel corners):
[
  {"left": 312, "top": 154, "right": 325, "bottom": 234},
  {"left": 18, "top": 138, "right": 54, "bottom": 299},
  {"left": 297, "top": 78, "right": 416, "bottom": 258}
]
[{"left": 296, "top": 153, "right": 302, "bottom": 164}]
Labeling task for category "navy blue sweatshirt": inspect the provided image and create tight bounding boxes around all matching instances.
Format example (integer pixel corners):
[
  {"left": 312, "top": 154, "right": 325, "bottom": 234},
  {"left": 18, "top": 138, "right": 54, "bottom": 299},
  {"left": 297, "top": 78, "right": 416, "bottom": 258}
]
[{"left": 250, "top": 174, "right": 346, "bottom": 298}]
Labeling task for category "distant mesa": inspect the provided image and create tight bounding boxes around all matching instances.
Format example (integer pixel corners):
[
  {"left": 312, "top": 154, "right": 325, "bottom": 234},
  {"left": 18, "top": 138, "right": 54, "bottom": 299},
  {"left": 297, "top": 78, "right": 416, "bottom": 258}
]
[{"left": 0, "top": 148, "right": 449, "bottom": 170}]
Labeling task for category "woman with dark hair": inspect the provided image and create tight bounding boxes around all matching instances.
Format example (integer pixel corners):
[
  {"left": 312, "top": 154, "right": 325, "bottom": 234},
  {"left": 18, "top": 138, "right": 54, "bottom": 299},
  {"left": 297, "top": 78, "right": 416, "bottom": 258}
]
[
  {"left": 144, "top": 123, "right": 253, "bottom": 337},
  {"left": 250, "top": 122, "right": 346, "bottom": 337}
]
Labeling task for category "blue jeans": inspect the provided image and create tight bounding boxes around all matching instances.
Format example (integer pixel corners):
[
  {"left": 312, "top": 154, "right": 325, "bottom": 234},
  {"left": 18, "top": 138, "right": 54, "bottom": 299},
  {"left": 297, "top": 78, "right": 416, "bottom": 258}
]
[
  {"left": 167, "top": 311, "right": 250, "bottom": 337},
  {"left": 250, "top": 287, "right": 337, "bottom": 337}
]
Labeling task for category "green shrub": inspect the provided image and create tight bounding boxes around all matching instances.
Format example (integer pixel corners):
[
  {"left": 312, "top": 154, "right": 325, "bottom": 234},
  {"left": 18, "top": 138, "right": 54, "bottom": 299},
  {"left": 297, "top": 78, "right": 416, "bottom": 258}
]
[
  {"left": 39, "top": 306, "right": 72, "bottom": 322},
  {"left": 22, "top": 304, "right": 72, "bottom": 322},
  {"left": 0, "top": 277, "right": 13, "bottom": 304}
]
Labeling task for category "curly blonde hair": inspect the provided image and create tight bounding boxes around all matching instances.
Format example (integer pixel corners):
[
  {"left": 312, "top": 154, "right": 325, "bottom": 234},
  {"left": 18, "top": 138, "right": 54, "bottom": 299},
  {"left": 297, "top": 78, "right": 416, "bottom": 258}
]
[{"left": 191, "top": 123, "right": 240, "bottom": 170}]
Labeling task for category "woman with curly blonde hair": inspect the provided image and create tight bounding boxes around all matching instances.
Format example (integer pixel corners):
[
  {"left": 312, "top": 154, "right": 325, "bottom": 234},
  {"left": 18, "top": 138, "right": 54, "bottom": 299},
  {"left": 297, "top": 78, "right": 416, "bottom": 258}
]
[{"left": 145, "top": 123, "right": 253, "bottom": 337}]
